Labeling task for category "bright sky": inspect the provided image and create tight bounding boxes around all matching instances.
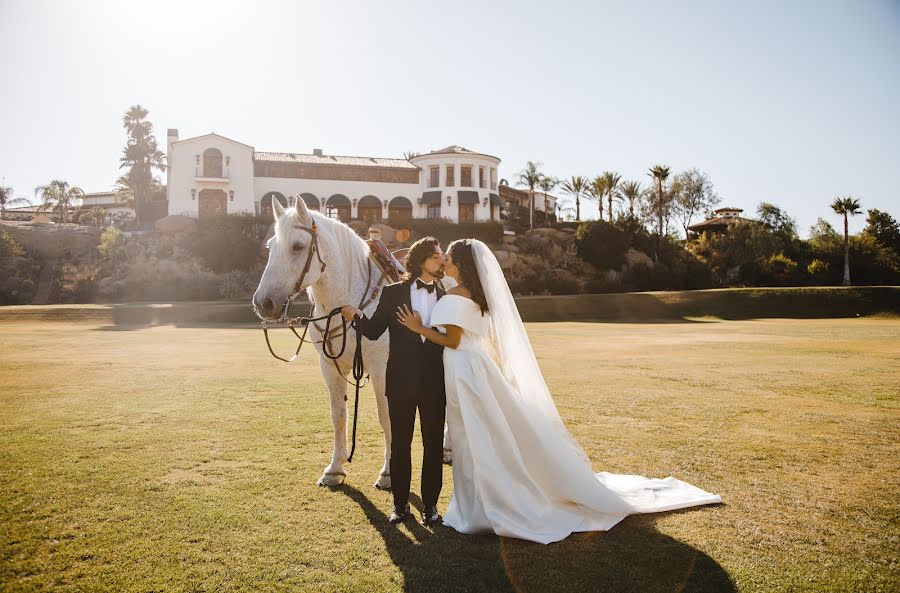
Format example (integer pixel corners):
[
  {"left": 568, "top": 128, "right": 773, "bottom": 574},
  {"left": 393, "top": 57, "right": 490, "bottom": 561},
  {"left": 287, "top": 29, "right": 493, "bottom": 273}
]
[{"left": 1, "top": 0, "right": 898, "bottom": 236}]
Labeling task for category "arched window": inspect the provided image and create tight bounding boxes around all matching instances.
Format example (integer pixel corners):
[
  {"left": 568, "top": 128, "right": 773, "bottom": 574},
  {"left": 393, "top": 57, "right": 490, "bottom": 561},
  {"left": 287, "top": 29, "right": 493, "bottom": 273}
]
[
  {"left": 357, "top": 195, "right": 382, "bottom": 224},
  {"left": 326, "top": 194, "right": 351, "bottom": 222},
  {"left": 299, "top": 193, "right": 319, "bottom": 211},
  {"left": 203, "top": 148, "right": 223, "bottom": 178},
  {"left": 259, "top": 191, "right": 287, "bottom": 218},
  {"left": 388, "top": 196, "right": 412, "bottom": 227}
]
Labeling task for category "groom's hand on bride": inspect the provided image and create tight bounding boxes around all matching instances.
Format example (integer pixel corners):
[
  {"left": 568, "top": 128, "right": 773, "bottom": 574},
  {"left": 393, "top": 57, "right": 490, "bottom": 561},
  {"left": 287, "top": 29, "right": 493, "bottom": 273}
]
[{"left": 340, "top": 305, "right": 361, "bottom": 321}]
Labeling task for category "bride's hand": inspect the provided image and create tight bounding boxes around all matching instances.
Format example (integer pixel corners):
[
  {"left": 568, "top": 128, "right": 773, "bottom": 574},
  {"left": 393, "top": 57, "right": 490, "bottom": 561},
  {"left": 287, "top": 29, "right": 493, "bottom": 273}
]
[{"left": 396, "top": 305, "right": 424, "bottom": 333}]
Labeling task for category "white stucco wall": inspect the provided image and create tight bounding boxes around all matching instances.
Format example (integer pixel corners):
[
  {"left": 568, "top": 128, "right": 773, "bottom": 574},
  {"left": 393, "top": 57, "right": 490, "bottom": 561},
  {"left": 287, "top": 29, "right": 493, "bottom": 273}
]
[
  {"left": 166, "top": 132, "right": 504, "bottom": 223},
  {"left": 166, "top": 133, "right": 255, "bottom": 217},
  {"left": 409, "top": 152, "right": 501, "bottom": 222}
]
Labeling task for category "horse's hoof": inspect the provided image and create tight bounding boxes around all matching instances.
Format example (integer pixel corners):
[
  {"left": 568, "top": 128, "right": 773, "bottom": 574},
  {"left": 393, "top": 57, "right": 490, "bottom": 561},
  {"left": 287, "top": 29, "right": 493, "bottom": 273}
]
[
  {"left": 317, "top": 472, "right": 346, "bottom": 487},
  {"left": 374, "top": 475, "right": 392, "bottom": 490},
  {"left": 443, "top": 449, "right": 453, "bottom": 465}
]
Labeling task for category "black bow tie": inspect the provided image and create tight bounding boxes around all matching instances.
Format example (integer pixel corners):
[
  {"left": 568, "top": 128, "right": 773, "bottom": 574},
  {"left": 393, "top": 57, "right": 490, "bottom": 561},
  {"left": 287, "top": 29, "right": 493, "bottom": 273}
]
[{"left": 416, "top": 279, "right": 436, "bottom": 294}]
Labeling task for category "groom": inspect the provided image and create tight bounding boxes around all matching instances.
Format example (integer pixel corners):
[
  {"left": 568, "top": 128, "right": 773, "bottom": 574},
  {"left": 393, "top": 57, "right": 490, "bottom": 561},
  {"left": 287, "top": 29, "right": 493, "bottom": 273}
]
[{"left": 341, "top": 236, "right": 447, "bottom": 526}]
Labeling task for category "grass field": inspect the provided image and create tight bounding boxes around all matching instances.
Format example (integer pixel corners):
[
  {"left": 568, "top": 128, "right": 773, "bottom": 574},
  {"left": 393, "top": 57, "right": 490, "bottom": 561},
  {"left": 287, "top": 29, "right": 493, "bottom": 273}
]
[{"left": 1, "top": 317, "right": 898, "bottom": 592}]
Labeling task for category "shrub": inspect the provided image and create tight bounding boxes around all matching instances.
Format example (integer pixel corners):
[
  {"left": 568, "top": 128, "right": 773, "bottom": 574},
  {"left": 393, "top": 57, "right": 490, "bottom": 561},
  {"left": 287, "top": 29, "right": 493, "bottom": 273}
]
[
  {"left": 575, "top": 220, "right": 628, "bottom": 270},
  {"left": 187, "top": 215, "right": 266, "bottom": 273},
  {"left": 766, "top": 253, "right": 799, "bottom": 285},
  {"left": 56, "top": 261, "right": 102, "bottom": 303},
  {"left": 218, "top": 269, "right": 256, "bottom": 299},
  {"left": 0, "top": 230, "right": 38, "bottom": 304}
]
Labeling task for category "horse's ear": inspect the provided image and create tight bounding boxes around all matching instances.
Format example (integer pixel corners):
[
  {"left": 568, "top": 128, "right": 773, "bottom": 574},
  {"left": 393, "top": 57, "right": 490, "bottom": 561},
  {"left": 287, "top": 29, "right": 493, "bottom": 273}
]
[
  {"left": 272, "top": 196, "right": 286, "bottom": 220},
  {"left": 295, "top": 194, "right": 312, "bottom": 224}
]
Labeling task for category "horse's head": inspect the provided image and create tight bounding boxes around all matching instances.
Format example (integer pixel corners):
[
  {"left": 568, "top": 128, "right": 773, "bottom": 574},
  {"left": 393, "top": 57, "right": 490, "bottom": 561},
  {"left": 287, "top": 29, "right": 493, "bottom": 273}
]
[{"left": 253, "top": 196, "right": 327, "bottom": 320}]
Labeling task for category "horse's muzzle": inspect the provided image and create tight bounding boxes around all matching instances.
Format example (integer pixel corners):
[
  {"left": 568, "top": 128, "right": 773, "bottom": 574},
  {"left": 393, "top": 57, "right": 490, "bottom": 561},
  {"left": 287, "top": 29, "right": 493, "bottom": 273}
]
[{"left": 253, "top": 295, "right": 280, "bottom": 320}]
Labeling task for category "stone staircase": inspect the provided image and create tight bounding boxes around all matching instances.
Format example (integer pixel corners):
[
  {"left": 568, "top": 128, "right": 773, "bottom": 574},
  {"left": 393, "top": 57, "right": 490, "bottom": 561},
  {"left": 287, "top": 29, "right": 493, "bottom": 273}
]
[{"left": 31, "top": 259, "right": 58, "bottom": 305}]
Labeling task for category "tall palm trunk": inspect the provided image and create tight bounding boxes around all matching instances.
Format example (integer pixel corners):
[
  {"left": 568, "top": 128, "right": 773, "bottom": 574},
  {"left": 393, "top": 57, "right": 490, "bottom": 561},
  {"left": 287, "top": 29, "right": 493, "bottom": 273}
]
[
  {"left": 842, "top": 212, "right": 850, "bottom": 285},
  {"left": 576, "top": 195, "right": 581, "bottom": 221},
  {"left": 656, "top": 179, "right": 664, "bottom": 261}
]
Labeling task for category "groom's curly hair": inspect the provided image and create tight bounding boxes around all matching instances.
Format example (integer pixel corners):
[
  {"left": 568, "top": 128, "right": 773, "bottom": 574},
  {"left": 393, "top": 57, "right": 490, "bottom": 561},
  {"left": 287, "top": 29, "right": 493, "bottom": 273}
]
[
  {"left": 402, "top": 236, "right": 441, "bottom": 282},
  {"left": 447, "top": 240, "right": 489, "bottom": 315}
]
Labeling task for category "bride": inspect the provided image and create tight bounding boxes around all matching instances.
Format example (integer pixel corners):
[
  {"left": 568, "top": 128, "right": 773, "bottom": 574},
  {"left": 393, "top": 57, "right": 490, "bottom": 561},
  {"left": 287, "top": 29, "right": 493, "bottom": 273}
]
[{"left": 395, "top": 238, "right": 721, "bottom": 544}]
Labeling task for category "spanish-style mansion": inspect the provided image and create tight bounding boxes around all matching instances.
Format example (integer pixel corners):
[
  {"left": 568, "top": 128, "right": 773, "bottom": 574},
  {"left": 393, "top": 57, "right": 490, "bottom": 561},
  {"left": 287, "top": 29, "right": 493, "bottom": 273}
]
[{"left": 164, "top": 130, "right": 557, "bottom": 226}]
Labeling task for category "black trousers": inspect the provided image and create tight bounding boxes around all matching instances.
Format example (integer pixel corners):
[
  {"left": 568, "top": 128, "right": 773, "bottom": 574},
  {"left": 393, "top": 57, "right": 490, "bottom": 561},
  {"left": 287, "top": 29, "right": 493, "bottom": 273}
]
[{"left": 388, "top": 368, "right": 446, "bottom": 511}]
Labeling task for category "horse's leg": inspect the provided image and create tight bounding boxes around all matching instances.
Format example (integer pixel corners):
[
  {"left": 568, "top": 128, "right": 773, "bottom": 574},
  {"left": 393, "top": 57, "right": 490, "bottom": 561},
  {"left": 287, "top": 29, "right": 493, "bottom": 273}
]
[
  {"left": 317, "top": 356, "right": 349, "bottom": 487},
  {"left": 370, "top": 368, "right": 392, "bottom": 490},
  {"left": 443, "top": 424, "right": 453, "bottom": 465}
]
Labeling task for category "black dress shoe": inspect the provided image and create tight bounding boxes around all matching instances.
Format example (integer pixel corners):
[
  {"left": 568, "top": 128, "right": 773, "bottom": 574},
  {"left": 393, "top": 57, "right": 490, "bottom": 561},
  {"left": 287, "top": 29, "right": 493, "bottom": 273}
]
[
  {"left": 422, "top": 505, "right": 441, "bottom": 526},
  {"left": 388, "top": 504, "right": 410, "bottom": 524}
]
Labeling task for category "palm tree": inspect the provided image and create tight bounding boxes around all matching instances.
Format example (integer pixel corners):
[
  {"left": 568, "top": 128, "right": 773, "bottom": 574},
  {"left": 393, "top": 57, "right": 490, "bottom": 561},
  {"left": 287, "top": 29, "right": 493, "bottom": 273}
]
[
  {"left": 516, "top": 161, "right": 543, "bottom": 230},
  {"left": 831, "top": 196, "right": 862, "bottom": 285},
  {"left": 619, "top": 180, "right": 643, "bottom": 217},
  {"left": 600, "top": 171, "right": 622, "bottom": 223},
  {"left": 559, "top": 176, "right": 590, "bottom": 222},
  {"left": 0, "top": 185, "right": 32, "bottom": 220},
  {"left": 403, "top": 150, "right": 420, "bottom": 160},
  {"left": 538, "top": 175, "right": 559, "bottom": 224},
  {"left": 586, "top": 176, "right": 606, "bottom": 221},
  {"left": 119, "top": 105, "right": 166, "bottom": 225},
  {"left": 35, "top": 180, "right": 84, "bottom": 223},
  {"left": 648, "top": 165, "right": 671, "bottom": 261}
]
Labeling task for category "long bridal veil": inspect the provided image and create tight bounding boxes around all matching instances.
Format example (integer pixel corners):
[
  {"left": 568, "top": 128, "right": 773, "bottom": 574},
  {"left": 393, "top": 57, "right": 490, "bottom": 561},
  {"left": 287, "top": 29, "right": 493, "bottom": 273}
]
[{"left": 469, "top": 240, "right": 721, "bottom": 516}]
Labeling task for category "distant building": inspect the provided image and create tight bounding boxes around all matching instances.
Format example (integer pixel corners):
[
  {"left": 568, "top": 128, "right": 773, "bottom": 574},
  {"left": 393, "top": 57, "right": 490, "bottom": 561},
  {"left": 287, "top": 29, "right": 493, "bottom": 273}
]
[
  {"left": 166, "top": 130, "right": 520, "bottom": 225},
  {"left": 688, "top": 207, "right": 755, "bottom": 235},
  {"left": 79, "top": 192, "right": 135, "bottom": 220}
]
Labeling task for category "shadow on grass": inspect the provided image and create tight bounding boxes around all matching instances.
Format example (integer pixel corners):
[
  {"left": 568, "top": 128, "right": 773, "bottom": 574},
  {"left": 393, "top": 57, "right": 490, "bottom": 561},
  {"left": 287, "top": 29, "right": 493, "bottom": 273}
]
[{"left": 336, "top": 485, "right": 735, "bottom": 593}]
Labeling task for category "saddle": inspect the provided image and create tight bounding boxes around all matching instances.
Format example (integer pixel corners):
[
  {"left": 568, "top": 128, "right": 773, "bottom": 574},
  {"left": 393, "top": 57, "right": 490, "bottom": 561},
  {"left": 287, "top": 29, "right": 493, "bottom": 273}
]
[{"left": 366, "top": 239, "right": 407, "bottom": 283}]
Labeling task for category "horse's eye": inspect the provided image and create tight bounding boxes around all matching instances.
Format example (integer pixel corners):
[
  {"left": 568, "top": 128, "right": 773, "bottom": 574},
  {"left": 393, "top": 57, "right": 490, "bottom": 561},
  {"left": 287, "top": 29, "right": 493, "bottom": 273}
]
[{"left": 292, "top": 241, "right": 304, "bottom": 252}]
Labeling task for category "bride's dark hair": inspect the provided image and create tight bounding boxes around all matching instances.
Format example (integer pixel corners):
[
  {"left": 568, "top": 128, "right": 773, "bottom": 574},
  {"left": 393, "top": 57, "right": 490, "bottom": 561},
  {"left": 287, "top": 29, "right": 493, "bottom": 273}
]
[{"left": 447, "top": 239, "right": 489, "bottom": 315}]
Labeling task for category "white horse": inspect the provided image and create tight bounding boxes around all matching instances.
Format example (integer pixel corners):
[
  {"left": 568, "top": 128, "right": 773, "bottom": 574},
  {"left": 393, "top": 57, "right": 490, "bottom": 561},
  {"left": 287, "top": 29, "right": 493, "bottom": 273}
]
[{"left": 253, "top": 197, "right": 393, "bottom": 488}]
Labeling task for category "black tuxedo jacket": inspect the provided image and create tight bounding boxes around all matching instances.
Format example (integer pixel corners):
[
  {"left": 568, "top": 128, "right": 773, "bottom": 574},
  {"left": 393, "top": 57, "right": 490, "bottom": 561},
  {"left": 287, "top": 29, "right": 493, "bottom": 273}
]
[{"left": 357, "top": 280, "right": 446, "bottom": 402}]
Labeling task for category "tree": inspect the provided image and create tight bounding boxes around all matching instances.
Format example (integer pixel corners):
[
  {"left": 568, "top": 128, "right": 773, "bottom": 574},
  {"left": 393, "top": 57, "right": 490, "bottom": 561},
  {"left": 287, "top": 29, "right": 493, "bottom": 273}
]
[
  {"left": 863, "top": 208, "right": 900, "bottom": 254},
  {"left": 560, "top": 176, "right": 590, "bottom": 222},
  {"left": 35, "top": 180, "right": 84, "bottom": 223},
  {"left": 599, "top": 171, "right": 622, "bottom": 223},
  {"left": 619, "top": 180, "right": 643, "bottom": 218},
  {"left": 516, "top": 161, "right": 543, "bottom": 230},
  {"left": 830, "top": 196, "right": 862, "bottom": 285},
  {"left": 0, "top": 185, "right": 32, "bottom": 220},
  {"left": 538, "top": 175, "right": 559, "bottom": 224},
  {"left": 648, "top": 165, "right": 671, "bottom": 261},
  {"left": 586, "top": 176, "right": 606, "bottom": 221},
  {"left": 674, "top": 169, "right": 719, "bottom": 238},
  {"left": 403, "top": 150, "right": 420, "bottom": 160},
  {"left": 118, "top": 105, "right": 166, "bottom": 226}
]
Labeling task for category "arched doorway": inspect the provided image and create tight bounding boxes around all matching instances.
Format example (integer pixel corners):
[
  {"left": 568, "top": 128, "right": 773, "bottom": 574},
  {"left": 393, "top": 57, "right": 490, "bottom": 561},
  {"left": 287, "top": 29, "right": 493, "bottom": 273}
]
[
  {"left": 357, "top": 195, "right": 382, "bottom": 224},
  {"left": 326, "top": 194, "right": 351, "bottom": 222},
  {"left": 259, "top": 191, "right": 287, "bottom": 218},
  {"left": 388, "top": 196, "right": 412, "bottom": 227},
  {"left": 199, "top": 188, "right": 227, "bottom": 219},
  {"left": 299, "top": 193, "right": 320, "bottom": 211},
  {"left": 203, "top": 148, "right": 223, "bottom": 178}
]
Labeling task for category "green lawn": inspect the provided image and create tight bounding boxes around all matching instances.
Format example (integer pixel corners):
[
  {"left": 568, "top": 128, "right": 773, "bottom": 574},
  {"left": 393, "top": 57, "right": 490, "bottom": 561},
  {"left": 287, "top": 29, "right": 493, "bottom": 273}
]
[{"left": 1, "top": 318, "right": 898, "bottom": 592}]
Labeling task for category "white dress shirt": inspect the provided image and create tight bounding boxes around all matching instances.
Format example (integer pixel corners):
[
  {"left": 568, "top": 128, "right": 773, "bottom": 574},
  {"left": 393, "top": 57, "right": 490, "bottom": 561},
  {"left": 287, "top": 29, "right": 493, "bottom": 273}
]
[{"left": 410, "top": 279, "right": 439, "bottom": 342}]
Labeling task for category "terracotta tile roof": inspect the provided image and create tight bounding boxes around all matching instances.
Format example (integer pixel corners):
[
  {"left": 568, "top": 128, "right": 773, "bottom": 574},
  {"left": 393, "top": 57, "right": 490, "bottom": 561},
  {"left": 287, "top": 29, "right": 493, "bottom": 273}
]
[
  {"left": 254, "top": 151, "right": 417, "bottom": 169},
  {"left": 688, "top": 216, "right": 756, "bottom": 230}
]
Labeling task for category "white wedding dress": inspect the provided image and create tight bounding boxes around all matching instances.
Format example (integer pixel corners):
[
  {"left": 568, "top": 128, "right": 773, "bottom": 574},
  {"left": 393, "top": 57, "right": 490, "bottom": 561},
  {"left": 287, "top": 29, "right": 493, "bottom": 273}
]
[{"left": 429, "top": 241, "right": 721, "bottom": 545}]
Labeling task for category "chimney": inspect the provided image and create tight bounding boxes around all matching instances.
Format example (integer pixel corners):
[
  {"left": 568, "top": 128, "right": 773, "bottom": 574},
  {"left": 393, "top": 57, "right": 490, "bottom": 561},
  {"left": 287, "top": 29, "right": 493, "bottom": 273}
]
[{"left": 313, "top": 148, "right": 323, "bottom": 157}]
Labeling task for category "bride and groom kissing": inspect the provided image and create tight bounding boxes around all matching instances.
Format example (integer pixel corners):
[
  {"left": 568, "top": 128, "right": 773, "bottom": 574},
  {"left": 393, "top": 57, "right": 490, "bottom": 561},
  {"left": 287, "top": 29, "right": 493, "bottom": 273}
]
[{"left": 341, "top": 236, "right": 721, "bottom": 545}]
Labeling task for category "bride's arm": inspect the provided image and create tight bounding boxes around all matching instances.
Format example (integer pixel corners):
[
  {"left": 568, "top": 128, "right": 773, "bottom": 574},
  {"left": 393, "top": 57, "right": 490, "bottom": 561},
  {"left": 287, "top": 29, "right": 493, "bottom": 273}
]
[{"left": 396, "top": 305, "right": 462, "bottom": 349}]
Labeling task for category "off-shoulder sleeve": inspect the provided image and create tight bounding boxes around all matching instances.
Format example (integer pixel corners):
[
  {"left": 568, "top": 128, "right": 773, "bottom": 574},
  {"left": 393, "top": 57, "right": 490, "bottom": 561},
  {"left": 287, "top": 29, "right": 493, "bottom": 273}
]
[{"left": 430, "top": 295, "right": 490, "bottom": 337}]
